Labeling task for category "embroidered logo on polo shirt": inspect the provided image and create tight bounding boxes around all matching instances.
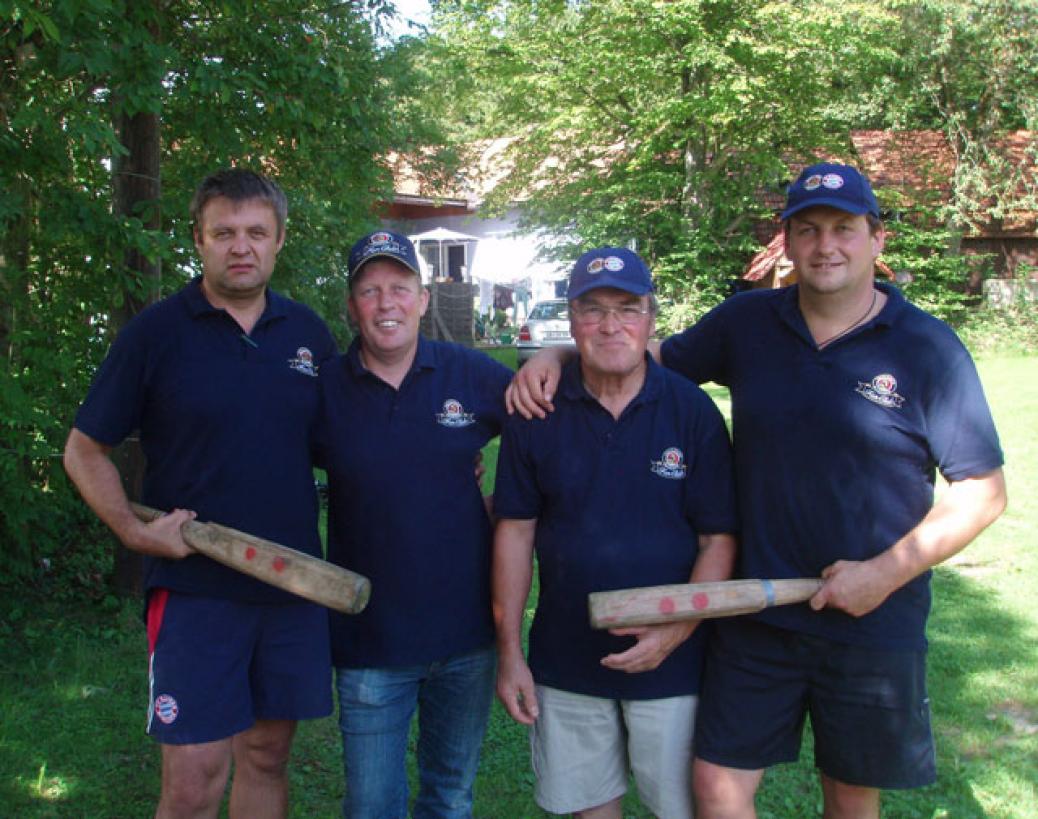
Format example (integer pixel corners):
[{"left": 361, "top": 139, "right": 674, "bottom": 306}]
[
  {"left": 436, "top": 398, "right": 475, "bottom": 428},
  {"left": 288, "top": 346, "right": 318, "bottom": 377},
  {"left": 855, "top": 373, "right": 905, "bottom": 409},
  {"left": 154, "top": 694, "right": 179, "bottom": 724},
  {"left": 650, "top": 447, "right": 687, "bottom": 479}
]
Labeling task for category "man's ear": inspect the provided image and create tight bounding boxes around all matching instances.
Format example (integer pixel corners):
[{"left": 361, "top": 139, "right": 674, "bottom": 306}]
[{"left": 871, "top": 225, "right": 886, "bottom": 259}]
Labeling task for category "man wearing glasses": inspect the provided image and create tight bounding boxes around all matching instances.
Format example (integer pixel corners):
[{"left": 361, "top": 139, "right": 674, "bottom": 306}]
[{"left": 492, "top": 247, "right": 738, "bottom": 819}]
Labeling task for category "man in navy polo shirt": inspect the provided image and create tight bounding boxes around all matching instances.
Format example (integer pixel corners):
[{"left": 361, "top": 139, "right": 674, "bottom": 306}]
[
  {"left": 509, "top": 165, "right": 1007, "bottom": 818},
  {"left": 64, "top": 169, "right": 336, "bottom": 818},
  {"left": 316, "top": 230, "right": 512, "bottom": 819},
  {"left": 493, "top": 247, "right": 738, "bottom": 819}
]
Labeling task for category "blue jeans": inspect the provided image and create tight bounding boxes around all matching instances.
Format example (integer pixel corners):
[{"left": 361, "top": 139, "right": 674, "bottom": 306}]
[{"left": 336, "top": 646, "right": 496, "bottom": 819}]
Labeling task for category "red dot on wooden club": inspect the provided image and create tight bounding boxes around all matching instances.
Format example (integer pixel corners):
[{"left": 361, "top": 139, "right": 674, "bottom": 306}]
[
  {"left": 658, "top": 597, "right": 676, "bottom": 614},
  {"left": 245, "top": 547, "right": 256, "bottom": 561},
  {"left": 273, "top": 557, "right": 286, "bottom": 573},
  {"left": 692, "top": 593, "right": 709, "bottom": 610}
]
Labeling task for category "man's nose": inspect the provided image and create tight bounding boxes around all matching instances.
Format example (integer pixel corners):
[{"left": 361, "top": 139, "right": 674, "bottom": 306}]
[
  {"left": 598, "top": 307, "right": 623, "bottom": 330},
  {"left": 816, "top": 227, "right": 837, "bottom": 253}
]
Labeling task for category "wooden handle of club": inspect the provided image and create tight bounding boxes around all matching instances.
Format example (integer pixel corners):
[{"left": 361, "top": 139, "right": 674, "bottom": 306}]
[
  {"left": 589, "top": 578, "right": 824, "bottom": 629},
  {"left": 132, "top": 503, "right": 370, "bottom": 614}
]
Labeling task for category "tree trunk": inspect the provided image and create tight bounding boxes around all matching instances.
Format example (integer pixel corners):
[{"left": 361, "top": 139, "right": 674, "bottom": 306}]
[
  {"left": 0, "top": 180, "right": 30, "bottom": 366},
  {"left": 109, "top": 3, "right": 162, "bottom": 592}
]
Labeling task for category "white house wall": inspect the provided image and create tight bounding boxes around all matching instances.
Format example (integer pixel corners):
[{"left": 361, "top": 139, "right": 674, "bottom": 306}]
[{"left": 385, "top": 208, "right": 569, "bottom": 318}]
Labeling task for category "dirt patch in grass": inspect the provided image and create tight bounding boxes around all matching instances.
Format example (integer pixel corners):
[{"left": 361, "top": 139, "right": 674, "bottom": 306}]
[{"left": 986, "top": 700, "right": 1038, "bottom": 744}]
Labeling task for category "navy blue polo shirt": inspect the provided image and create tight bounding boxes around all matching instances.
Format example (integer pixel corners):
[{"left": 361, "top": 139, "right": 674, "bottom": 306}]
[
  {"left": 662, "top": 283, "right": 1003, "bottom": 649},
  {"left": 494, "top": 356, "right": 737, "bottom": 700},
  {"left": 316, "top": 336, "right": 512, "bottom": 668},
  {"left": 74, "top": 277, "right": 336, "bottom": 602}
]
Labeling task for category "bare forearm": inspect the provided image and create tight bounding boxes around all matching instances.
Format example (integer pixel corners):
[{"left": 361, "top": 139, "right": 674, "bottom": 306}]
[
  {"left": 63, "top": 428, "right": 194, "bottom": 558},
  {"left": 690, "top": 532, "right": 737, "bottom": 584},
  {"left": 603, "top": 532, "right": 737, "bottom": 672},
  {"left": 812, "top": 468, "right": 1007, "bottom": 616},
  {"left": 873, "top": 468, "right": 1007, "bottom": 590},
  {"left": 492, "top": 519, "right": 536, "bottom": 656},
  {"left": 63, "top": 429, "right": 144, "bottom": 546}
]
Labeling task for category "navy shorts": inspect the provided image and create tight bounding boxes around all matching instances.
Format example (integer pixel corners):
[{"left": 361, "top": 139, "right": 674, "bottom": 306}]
[
  {"left": 146, "top": 590, "right": 332, "bottom": 744},
  {"left": 695, "top": 618, "right": 936, "bottom": 789}
]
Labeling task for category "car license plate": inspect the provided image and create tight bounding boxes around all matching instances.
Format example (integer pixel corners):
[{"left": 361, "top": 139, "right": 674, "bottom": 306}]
[{"left": 545, "top": 331, "right": 570, "bottom": 339}]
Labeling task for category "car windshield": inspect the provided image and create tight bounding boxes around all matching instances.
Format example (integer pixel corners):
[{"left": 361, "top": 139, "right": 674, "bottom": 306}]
[{"left": 529, "top": 302, "right": 568, "bottom": 320}]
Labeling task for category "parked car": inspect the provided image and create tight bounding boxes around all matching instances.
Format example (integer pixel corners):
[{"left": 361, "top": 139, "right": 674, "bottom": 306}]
[{"left": 516, "top": 299, "right": 575, "bottom": 366}]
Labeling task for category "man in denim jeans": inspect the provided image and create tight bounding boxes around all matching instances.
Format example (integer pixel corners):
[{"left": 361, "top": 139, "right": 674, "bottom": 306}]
[{"left": 315, "top": 231, "right": 513, "bottom": 817}]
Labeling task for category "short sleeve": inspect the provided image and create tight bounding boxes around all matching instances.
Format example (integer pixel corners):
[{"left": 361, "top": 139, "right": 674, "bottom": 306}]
[
  {"left": 492, "top": 415, "right": 542, "bottom": 520},
  {"left": 660, "top": 301, "right": 728, "bottom": 386}
]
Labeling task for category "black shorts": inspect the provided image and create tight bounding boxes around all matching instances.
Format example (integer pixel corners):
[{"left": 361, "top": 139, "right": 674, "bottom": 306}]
[{"left": 694, "top": 618, "right": 936, "bottom": 790}]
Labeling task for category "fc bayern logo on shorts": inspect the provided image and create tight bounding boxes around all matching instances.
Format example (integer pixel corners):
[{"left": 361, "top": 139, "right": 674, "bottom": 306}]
[
  {"left": 288, "top": 346, "right": 318, "bottom": 377},
  {"left": 436, "top": 398, "right": 475, "bottom": 428},
  {"left": 855, "top": 372, "right": 905, "bottom": 409},
  {"left": 650, "top": 446, "right": 687, "bottom": 479},
  {"left": 154, "top": 694, "right": 179, "bottom": 725}
]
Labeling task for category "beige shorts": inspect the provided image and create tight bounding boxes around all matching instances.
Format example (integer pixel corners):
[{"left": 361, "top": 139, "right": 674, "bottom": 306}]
[{"left": 530, "top": 684, "right": 696, "bottom": 819}]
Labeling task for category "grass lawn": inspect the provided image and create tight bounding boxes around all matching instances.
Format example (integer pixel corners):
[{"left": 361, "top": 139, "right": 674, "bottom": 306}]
[{"left": 0, "top": 354, "right": 1035, "bottom": 817}]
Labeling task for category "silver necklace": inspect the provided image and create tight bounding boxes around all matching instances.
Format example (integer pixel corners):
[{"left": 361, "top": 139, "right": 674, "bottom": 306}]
[{"left": 816, "top": 289, "right": 878, "bottom": 349}]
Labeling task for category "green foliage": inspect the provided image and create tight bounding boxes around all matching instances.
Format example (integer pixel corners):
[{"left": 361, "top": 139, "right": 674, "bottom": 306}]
[
  {"left": 0, "top": 0, "right": 445, "bottom": 584},
  {"left": 432, "top": 0, "right": 901, "bottom": 298},
  {"left": 959, "top": 279, "right": 1038, "bottom": 356},
  {"left": 874, "top": 0, "right": 1038, "bottom": 134},
  {"left": 880, "top": 205, "right": 975, "bottom": 324},
  {"left": 866, "top": 1, "right": 1038, "bottom": 244}
]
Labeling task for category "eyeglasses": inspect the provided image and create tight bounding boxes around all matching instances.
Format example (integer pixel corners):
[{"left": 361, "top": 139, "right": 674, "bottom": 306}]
[{"left": 571, "top": 304, "right": 651, "bottom": 325}]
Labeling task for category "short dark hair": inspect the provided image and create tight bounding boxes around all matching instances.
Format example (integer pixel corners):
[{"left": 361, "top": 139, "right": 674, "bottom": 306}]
[{"left": 190, "top": 169, "right": 288, "bottom": 239}]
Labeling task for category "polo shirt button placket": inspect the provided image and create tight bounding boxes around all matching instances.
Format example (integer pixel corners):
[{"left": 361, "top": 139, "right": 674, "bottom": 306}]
[{"left": 239, "top": 332, "right": 258, "bottom": 357}]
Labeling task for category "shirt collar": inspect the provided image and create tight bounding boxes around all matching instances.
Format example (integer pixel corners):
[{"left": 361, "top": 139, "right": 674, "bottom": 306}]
[
  {"left": 182, "top": 276, "right": 287, "bottom": 325},
  {"left": 776, "top": 280, "right": 905, "bottom": 343},
  {"left": 345, "top": 333, "right": 436, "bottom": 380}
]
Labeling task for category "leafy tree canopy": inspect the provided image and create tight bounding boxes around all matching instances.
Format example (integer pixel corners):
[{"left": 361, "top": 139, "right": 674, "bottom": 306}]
[{"left": 0, "top": 0, "right": 443, "bottom": 580}]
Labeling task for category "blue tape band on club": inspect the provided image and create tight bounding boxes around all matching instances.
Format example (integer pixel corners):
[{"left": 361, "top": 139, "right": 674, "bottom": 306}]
[{"left": 762, "top": 579, "right": 775, "bottom": 607}]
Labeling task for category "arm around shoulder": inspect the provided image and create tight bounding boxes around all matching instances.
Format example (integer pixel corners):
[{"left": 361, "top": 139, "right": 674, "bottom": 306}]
[{"left": 506, "top": 347, "right": 572, "bottom": 419}]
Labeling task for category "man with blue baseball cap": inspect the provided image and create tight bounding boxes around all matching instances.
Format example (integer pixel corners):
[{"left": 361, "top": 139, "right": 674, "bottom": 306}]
[
  {"left": 316, "top": 229, "right": 513, "bottom": 818},
  {"left": 509, "top": 164, "right": 1006, "bottom": 818},
  {"left": 493, "top": 247, "right": 738, "bottom": 818}
]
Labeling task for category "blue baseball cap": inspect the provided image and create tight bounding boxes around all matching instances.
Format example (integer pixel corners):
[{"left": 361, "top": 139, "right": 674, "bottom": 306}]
[
  {"left": 568, "top": 247, "right": 654, "bottom": 300},
  {"left": 781, "top": 163, "right": 880, "bottom": 220},
  {"left": 348, "top": 230, "right": 421, "bottom": 282}
]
